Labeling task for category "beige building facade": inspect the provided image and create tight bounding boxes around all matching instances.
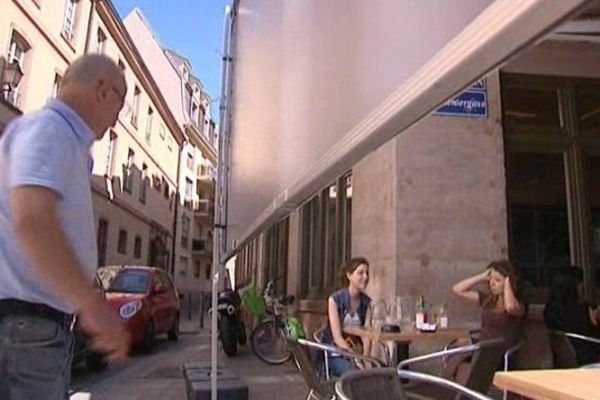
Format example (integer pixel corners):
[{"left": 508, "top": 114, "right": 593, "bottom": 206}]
[
  {"left": 0, "top": 0, "right": 186, "bottom": 280},
  {"left": 123, "top": 10, "right": 219, "bottom": 314}
]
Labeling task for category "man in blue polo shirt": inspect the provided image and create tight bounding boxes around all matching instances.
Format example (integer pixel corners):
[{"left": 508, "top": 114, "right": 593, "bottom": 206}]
[{"left": 0, "top": 54, "right": 129, "bottom": 399}]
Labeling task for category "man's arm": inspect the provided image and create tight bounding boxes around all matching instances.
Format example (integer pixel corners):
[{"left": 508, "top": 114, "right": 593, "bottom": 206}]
[
  {"left": 12, "top": 186, "right": 99, "bottom": 310},
  {"left": 11, "top": 186, "right": 129, "bottom": 361}
]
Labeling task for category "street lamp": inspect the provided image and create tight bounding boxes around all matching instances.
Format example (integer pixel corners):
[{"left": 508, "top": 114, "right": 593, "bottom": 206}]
[{"left": 0, "top": 56, "right": 24, "bottom": 101}]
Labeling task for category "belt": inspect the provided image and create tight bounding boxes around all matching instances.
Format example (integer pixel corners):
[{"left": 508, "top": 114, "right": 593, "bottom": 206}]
[{"left": 0, "top": 299, "right": 76, "bottom": 331}]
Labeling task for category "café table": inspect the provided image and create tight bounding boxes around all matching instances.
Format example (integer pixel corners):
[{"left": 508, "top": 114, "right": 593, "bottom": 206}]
[
  {"left": 343, "top": 326, "right": 471, "bottom": 364},
  {"left": 493, "top": 369, "right": 600, "bottom": 400}
]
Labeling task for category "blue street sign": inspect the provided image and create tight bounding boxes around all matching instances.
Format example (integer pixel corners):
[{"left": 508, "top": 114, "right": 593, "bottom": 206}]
[{"left": 434, "top": 89, "right": 487, "bottom": 118}]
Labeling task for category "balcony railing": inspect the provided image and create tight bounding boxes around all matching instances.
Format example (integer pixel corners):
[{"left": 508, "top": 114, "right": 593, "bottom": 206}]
[
  {"left": 196, "top": 165, "right": 216, "bottom": 191},
  {"left": 193, "top": 199, "right": 214, "bottom": 221},
  {"left": 192, "top": 238, "right": 213, "bottom": 257}
]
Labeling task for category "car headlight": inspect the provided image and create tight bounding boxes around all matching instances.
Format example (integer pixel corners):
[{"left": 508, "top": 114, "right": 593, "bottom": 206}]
[{"left": 119, "top": 300, "right": 142, "bottom": 319}]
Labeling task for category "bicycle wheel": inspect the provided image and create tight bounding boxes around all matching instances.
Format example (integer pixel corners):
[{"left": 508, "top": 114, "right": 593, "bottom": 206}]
[{"left": 250, "top": 319, "right": 292, "bottom": 365}]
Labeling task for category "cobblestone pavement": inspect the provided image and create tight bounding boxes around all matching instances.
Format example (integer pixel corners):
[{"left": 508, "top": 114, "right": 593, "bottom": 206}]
[{"left": 70, "top": 319, "right": 307, "bottom": 400}]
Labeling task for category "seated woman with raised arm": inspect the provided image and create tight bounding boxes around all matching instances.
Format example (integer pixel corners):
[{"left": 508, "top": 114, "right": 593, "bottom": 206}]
[
  {"left": 322, "top": 257, "right": 372, "bottom": 377},
  {"left": 452, "top": 260, "right": 526, "bottom": 345},
  {"left": 449, "top": 260, "right": 526, "bottom": 382}
]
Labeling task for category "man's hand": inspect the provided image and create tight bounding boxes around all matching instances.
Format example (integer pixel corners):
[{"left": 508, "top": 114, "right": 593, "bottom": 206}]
[{"left": 78, "top": 297, "right": 130, "bottom": 362}]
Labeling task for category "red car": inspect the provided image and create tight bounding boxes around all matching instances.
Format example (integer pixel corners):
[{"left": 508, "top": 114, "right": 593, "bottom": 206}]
[{"left": 99, "top": 266, "right": 181, "bottom": 352}]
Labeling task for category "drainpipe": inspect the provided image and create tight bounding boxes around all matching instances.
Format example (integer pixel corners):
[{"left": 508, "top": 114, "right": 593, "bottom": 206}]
[
  {"left": 170, "top": 138, "right": 186, "bottom": 277},
  {"left": 211, "top": 3, "right": 236, "bottom": 399},
  {"left": 83, "top": 0, "right": 97, "bottom": 54}
]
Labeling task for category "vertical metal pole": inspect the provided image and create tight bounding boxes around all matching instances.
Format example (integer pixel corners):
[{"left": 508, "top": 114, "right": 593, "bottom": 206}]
[{"left": 212, "top": 4, "right": 235, "bottom": 400}]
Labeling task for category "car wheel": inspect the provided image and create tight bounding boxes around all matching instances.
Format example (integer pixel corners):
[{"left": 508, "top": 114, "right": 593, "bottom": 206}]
[
  {"left": 167, "top": 314, "right": 180, "bottom": 341},
  {"left": 86, "top": 351, "right": 107, "bottom": 372},
  {"left": 141, "top": 320, "right": 156, "bottom": 353}
]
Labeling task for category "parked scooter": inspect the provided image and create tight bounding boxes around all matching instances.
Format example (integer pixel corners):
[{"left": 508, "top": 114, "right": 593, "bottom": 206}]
[{"left": 209, "top": 288, "right": 247, "bottom": 356}]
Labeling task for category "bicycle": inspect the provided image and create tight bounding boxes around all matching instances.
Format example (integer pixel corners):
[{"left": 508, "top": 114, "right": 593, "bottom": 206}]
[{"left": 249, "top": 278, "right": 299, "bottom": 365}]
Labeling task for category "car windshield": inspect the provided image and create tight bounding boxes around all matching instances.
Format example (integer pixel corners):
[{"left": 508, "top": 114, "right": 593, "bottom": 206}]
[{"left": 106, "top": 270, "right": 149, "bottom": 294}]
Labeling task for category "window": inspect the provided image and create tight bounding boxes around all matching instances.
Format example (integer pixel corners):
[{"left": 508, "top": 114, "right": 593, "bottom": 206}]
[
  {"left": 187, "top": 153, "right": 194, "bottom": 170},
  {"left": 194, "top": 262, "right": 201, "bottom": 278},
  {"left": 62, "top": 0, "right": 77, "bottom": 42},
  {"left": 300, "top": 174, "right": 352, "bottom": 298},
  {"left": 181, "top": 216, "right": 190, "bottom": 248},
  {"left": 502, "top": 74, "right": 600, "bottom": 296},
  {"left": 96, "top": 28, "right": 106, "bottom": 54},
  {"left": 234, "top": 238, "right": 259, "bottom": 289},
  {"left": 105, "top": 131, "right": 117, "bottom": 177},
  {"left": 179, "top": 256, "right": 188, "bottom": 276},
  {"left": 263, "top": 219, "right": 289, "bottom": 294},
  {"left": 131, "top": 86, "right": 140, "bottom": 127},
  {"left": 118, "top": 59, "right": 125, "bottom": 71},
  {"left": 123, "top": 149, "right": 134, "bottom": 193},
  {"left": 159, "top": 124, "right": 166, "bottom": 140},
  {"left": 139, "top": 163, "right": 148, "bottom": 203},
  {"left": 145, "top": 107, "right": 153, "bottom": 143},
  {"left": 97, "top": 219, "right": 108, "bottom": 267},
  {"left": 185, "top": 178, "right": 193, "bottom": 200},
  {"left": 117, "top": 229, "right": 128, "bottom": 254},
  {"left": 167, "top": 136, "right": 173, "bottom": 152},
  {"left": 134, "top": 236, "right": 142, "bottom": 259},
  {"left": 191, "top": 102, "right": 199, "bottom": 127},
  {"left": 5, "top": 31, "right": 30, "bottom": 107},
  {"left": 163, "top": 181, "right": 170, "bottom": 199},
  {"left": 51, "top": 73, "right": 62, "bottom": 98},
  {"left": 199, "top": 106, "right": 206, "bottom": 131},
  {"left": 205, "top": 264, "right": 211, "bottom": 280}
]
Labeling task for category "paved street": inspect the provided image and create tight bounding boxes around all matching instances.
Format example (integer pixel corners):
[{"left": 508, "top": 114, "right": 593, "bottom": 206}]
[{"left": 70, "top": 320, "right": 308, "bottom": 400}]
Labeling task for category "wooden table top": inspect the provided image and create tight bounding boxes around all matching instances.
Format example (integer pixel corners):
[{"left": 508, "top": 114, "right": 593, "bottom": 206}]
[
  {"left": 493, "top": 369, "right": 600, "bottom": 400},
  {"left": 343, "top": 326, "right": 470, "bottom": 343}
]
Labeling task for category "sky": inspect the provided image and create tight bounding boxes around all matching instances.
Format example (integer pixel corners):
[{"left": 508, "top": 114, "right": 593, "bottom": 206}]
[{"left": 114, "top": 0, "right": 231, "bottom": 117}]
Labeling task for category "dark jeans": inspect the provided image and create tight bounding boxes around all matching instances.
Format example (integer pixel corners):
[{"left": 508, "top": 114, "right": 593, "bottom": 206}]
[
  {"left": 0, "top": 313, "right": 74, "bottom": 400},
  {"left": 329, "top": 356, "right": 354, "bottom": 377}
]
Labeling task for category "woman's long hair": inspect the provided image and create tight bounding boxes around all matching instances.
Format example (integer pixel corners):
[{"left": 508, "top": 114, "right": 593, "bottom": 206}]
[
  {"left": 338, "top": 257, "right": 369, "bottom": 288},
  {"left": 480, "top": 260, "right": 520, "bottom": 310}
]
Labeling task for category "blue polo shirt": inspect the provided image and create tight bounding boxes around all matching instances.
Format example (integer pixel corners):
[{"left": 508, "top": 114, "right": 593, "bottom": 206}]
[{"left": 0, "top": 99, "right": 98, "bottom": 313}]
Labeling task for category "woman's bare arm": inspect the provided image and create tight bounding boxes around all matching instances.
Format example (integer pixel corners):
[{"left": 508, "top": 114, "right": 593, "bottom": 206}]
[
  {"left": 503, "top": 277, "right": 525, "bottom": 316},
  {"left": 328, "top": 296, "right": 351, "bottom": 350},
  {"left": 452, "top": 270, "right": 489, "bottom": 304}
]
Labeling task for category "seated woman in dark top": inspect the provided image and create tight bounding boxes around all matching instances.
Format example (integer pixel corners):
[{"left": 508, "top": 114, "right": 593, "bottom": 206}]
[
  {"left": 544, "top": 271, "right": 600, "bottom": 365},
  {"left": 450, "top": 260, "right": 527, "bottom": 381},
  {"left": 453, "top": 260, "right": 527, "bottom": 345},
  {"left": 322, "top": 257, "right": 372, "bottom": 377}
]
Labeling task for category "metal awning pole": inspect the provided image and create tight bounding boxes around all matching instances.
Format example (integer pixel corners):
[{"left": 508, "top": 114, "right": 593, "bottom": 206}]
[{"left": 211, "top": 4, "right": 236, "bottom": 400}]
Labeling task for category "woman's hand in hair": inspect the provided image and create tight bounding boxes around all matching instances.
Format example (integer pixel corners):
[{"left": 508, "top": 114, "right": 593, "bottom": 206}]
[
  {"left": 503, "top": 276, "right": 525, "bottom": 316},
  {"left": 452, "top": 270, "right": 488, "bottom": 304}
]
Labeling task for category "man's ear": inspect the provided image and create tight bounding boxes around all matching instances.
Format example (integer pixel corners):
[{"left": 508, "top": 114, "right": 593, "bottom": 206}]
[{"left": 96, "top": 79, "right": 109, "bottom": 102}]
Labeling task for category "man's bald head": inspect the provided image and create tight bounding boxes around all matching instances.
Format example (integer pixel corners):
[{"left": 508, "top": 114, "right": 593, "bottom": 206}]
[
  {"left": 62, "top": 54, "right": 124, "bottom": 89},
  {"left": 58, "top": 54, "right": 127, "bottom": 139}
]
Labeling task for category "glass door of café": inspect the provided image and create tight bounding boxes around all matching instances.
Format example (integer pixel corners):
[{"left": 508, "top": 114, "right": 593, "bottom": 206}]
[{"left": 502, "top": 74, "right": 600, "bottom": 301}]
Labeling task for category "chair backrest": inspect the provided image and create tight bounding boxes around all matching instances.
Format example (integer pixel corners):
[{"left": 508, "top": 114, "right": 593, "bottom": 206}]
[
  {"left": 335, "top": 368, "right": 494, "bottom": 400},
  {"left": 548, "top": 331, "right": 579, "bottom": 368},
  {"left": 462, "top": 338, "right": 508, "bottom": 394},
  {"left": 286, "top": 338, "right": 326, "bottom": 395},
  {"left": 313, "top": 326, "right": 327, "bottom": 343},
  {"left": 335, "top": 368, "right": 404, "bottom": 400}
]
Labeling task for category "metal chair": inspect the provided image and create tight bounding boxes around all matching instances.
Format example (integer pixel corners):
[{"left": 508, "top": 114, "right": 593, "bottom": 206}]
[
  {"left": 549, "top": 330, "right": 600, "bottom": 368},
  {"left": 335, "top": 367, "right": 494, "bottom": 400},
  {"left": 397, "top": 338, "right": 506, "bottom": 399},
  {"left": 287, "top": 337, "right": 384, "bottom": 400},
  {"left": 313, "top": 326, "right": 331, "bottom": 381}
]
